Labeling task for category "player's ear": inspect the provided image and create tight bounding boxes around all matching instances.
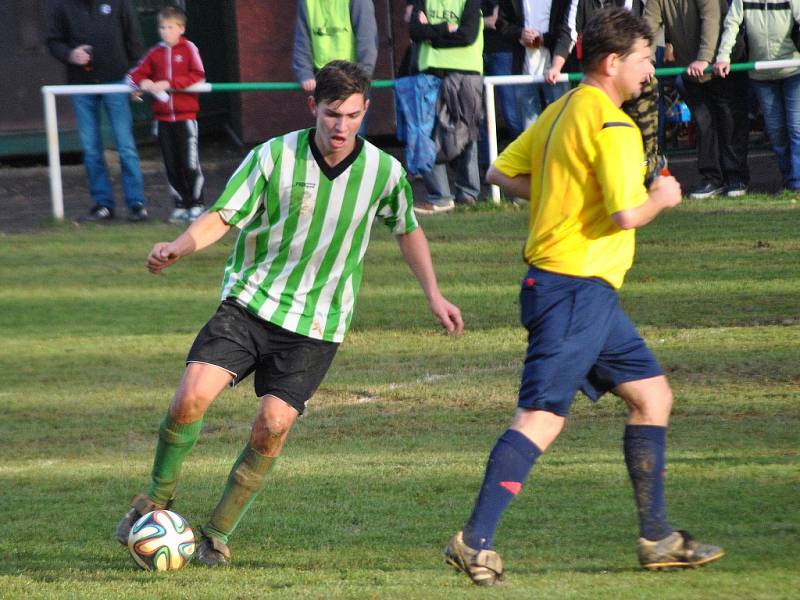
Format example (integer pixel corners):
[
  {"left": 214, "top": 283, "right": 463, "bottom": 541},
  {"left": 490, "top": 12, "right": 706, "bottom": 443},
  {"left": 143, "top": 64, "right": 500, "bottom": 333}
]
[
  {"left": 308, "top": 95, "right": 317, "bottom": 117},
  {"left": 363, "top": 97, "right": 370, "bottom": 114}
]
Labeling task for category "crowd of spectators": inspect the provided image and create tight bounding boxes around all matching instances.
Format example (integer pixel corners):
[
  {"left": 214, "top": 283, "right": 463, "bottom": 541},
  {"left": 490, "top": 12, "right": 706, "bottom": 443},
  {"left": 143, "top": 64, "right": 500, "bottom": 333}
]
[{"left": 44, "top": 1, "right": 800, "bottom": 222}]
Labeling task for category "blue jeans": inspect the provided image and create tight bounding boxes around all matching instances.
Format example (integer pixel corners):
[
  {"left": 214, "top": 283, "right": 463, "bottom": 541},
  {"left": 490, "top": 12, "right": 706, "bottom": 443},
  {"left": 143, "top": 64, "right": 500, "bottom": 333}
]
[
  {"left": 422, "top": 140, "right": 481, "bottom": 203},
  {"left": 517, "top": 80, "right": 569, "bottom": 130},
  {"left": 71, "top": 90, "right": 145, "bottom": 209},
  {"left": 751, "top": 72, "right": 800, "bottom": 190},
  {"left": 479, "top": 52, "right": 523, "bottom": 168}
]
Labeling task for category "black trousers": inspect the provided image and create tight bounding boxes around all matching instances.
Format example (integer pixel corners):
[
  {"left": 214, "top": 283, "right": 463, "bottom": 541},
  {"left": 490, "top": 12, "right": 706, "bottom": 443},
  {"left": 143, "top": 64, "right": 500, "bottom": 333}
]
[
  {"left": 156, "top": 120, "right": 205, "bottom": 208},
  {"left": 679, "top": 72, "right": 750, "bottom": 186}
]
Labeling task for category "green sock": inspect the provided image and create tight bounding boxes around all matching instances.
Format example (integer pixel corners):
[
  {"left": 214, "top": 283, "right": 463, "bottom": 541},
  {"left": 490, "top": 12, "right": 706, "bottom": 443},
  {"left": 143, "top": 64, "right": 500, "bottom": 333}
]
[
  {"left": 203, "top": 445, "right": 275, "bottom": 544},
  {"left": 146, "top": 412, "right": 203, "bottom": 506}
]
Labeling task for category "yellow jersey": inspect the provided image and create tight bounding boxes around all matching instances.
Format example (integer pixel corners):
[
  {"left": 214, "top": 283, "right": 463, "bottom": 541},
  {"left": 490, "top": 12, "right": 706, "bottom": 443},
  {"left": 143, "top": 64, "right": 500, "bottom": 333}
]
[{"left": 494, "top": 84, "right": 649, "bottom": 288}]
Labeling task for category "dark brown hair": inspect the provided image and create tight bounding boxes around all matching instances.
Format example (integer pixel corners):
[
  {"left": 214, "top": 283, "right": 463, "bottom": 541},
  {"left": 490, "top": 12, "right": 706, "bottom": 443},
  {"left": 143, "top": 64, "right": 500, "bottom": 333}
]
[
  {"left": 581, "top": 7, "right": 653, "bottom": 73},
  {"left": 314, "top": 60, "right": 371, "bottom": 105}
]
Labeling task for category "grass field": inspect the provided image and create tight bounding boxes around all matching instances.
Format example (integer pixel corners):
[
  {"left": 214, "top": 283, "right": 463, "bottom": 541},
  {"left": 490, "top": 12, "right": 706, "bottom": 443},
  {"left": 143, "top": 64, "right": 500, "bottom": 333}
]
[{"left": 1, "top": 195, "right": 798, "bottom": 599}]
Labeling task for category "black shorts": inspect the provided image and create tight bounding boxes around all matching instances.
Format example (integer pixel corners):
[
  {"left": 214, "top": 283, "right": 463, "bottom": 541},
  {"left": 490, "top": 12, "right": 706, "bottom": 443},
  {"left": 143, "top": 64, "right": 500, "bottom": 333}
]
[{"left": 186, "top": 299, "right": 339, "bottom": 414}]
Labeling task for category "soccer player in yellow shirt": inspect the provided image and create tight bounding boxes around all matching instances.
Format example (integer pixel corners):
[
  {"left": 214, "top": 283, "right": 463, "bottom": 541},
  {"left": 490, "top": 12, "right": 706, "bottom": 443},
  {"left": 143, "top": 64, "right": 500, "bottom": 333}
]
[{"left": 444, "top": 8, "right": 724, "bottom": 585}]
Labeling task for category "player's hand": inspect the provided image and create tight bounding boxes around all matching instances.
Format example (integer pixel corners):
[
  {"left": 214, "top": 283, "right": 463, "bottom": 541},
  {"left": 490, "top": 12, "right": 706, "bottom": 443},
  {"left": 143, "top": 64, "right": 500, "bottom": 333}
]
[
  {"left": 418, "top": 10, "right": 429, "bottom": 24},
  {"left": 713, "top": 61, "right": 730, "bottom": 78},
  {"left": 301, "top": 78, "right": 316, "bottom": 93},
  {"left": 686, "top": 60, "right": 709, "bottom": 78},
  {"left": 429, "top": 294, "right": 464, "bottom": 335},
  {"left": 649, "top": 175, "right": 682, "bottom": 209},
  {"left": 545, "top": 66, "right": 561, "bottom": 85},
  {"left": 147, "top": 241, "right": 181, "bottom": 274}
]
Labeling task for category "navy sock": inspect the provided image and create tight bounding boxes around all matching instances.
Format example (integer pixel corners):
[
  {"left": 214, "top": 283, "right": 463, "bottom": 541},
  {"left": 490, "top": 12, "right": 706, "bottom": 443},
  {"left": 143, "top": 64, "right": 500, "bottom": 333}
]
[
  {"left": 463, "top": 429, "right": 541, "bottom": 550},
  {"left": 623, "top": 424, "right": 672, "bottom": 541}
]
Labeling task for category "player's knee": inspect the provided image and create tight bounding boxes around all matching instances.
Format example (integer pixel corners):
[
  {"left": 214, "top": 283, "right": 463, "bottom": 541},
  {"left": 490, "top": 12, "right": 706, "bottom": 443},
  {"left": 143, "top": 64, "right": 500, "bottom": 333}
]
[
  {"left": 250, "top": 413, "right": 293, "bottom": 452},
  {"left": 170, "top": 385, "right": 215, "bottom": 423}
]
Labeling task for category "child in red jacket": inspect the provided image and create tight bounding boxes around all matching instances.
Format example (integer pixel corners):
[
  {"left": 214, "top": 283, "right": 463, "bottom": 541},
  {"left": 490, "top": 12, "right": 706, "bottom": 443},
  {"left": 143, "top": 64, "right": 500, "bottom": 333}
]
[{"left": 128, "top": 5, "right": 206, "bottom": 224}]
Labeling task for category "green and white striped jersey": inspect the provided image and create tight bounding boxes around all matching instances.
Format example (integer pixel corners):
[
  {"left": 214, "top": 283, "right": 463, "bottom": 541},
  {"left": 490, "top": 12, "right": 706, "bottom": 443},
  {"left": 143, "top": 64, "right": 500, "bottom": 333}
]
[{"left": 210, "top": 128, "right": 418, "bottom": 343}]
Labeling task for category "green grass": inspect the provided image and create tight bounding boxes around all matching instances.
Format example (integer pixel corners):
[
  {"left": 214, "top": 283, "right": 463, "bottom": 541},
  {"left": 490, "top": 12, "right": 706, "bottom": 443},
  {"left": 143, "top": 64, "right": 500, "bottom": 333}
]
[{"left": 1, "top": 194, "right": 798, "bottom": 599}]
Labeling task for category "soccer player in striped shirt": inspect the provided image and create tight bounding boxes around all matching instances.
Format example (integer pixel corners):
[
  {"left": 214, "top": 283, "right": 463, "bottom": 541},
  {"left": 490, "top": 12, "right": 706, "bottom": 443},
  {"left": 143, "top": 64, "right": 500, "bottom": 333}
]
[{"left": 115, "top": 60, "right": 463, "bottom": 566}]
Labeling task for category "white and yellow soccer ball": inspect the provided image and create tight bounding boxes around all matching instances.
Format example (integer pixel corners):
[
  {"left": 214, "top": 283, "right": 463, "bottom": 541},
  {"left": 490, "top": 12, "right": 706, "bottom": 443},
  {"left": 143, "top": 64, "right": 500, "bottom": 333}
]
[{"left": 127, "top": 509, "right": 195, "bottom": 571}]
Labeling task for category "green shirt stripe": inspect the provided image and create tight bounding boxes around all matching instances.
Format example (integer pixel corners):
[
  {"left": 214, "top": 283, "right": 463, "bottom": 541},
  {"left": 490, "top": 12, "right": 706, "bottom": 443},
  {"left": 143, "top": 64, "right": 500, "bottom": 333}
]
[{"left": 211, "top": 129, "right": 418, "bottom": 342}]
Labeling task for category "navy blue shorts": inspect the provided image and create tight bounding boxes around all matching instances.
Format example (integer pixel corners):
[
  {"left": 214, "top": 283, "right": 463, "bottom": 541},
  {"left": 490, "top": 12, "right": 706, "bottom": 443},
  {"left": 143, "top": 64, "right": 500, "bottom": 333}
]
[
  {"left": 518, "top": 267, "right": 662, "bottom": 416},
  {"left": 187, "top": 300, "right": 339, "bottom": 414}
]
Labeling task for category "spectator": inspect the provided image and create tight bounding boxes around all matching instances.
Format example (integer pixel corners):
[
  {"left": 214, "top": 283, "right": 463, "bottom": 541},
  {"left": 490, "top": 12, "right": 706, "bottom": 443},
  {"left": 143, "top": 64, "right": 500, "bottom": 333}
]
[
  {"left": 480, "top": 0, "right": 523, "bottom": 152},
  {"left": 410, "top": 0, "right": 485, "bottom": 213},
  {"left": 714, "top": 0, "right": 800, "bottom": 193},
  {"left": 46, "top": 0, "right": 148, "bottom": 222},
  {"left": 497, "top": 0, "right": 570, "bottom": 129},
  {"left": 128, "top": 5, "right": 206, "bottom": 225},
  {"left": 547, "top": 0, "right": 664, "bottom": 185},
  {"left": 644, "top": 0, "right": 750, "bottom": 198},
  {"left": 292, "top": 0, "right": 378, "bottom": 135},
  {"left": 128, "top": 6, "right": 205, "bottom": 223}
]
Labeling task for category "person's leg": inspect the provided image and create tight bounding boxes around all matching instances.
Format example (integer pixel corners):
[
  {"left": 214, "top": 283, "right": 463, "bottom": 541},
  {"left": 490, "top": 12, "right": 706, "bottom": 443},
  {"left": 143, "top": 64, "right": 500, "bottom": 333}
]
[
  {"left": 102, "top": 91, "right": 146, "bottom": 210},
  {"left": 115, "top": 362, "right": 234, "bottom": 545},
  {"left": 461, "top": 408, "right": 562, "bottom": 551},
  {"left": 452, "top": 140, "right": 481, "bottom": 204},
  {"left": 157, "top": 121, "right": 188, "bottom": 209},
  {"left": 679, "top": 77, "right": 724, "bottom": 190},
  {"left": 71, "top": 94, "right": 114, "bottom": 209},
  {"left": 517, "top": 83, "right": 544, "bottom": 132},
  {"left": 752, "top": 78, "right": 791, "bottom": 187},
  {"left": 615, "top": 375, "right": 673, "bottom": 542},
  {"left": 149, "top": 362, "right": 234, "bottom": 503},
  {"left": 421, "top": 163, "right": 455, "bottom": 205},
  {"left": 710, "top": 73, "right": 750, "bottom": 189},
  {"left": 783, "top": 72, "right": 800, "bottom": 190},
  {"left": 183, "top": 119, "right": 205, "bottom": 208},
  {"left": 201, "top": 395, "right": 298, "bottom": 545}
]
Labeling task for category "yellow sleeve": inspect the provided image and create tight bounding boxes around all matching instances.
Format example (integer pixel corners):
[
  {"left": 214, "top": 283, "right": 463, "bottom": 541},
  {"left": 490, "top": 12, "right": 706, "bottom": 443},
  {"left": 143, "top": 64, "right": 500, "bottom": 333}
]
[
  {"left": 492, "top": 125, "right": 538, "bottom": 177},
  {"left": 593, "top": 123, "right": 649, "bottom": 215}
]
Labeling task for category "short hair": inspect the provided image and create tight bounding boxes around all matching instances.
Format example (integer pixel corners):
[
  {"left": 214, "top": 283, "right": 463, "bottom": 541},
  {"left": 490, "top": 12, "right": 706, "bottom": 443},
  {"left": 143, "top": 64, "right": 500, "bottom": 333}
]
[
  {"left": 314, "top": 60, "right": 371, "bottom": 105},
  {"left": 158, "top": 5, "right": 187, "bottom": 26},
  {"left": 581, "top": 7, "right": 653, "bottom": 73}
]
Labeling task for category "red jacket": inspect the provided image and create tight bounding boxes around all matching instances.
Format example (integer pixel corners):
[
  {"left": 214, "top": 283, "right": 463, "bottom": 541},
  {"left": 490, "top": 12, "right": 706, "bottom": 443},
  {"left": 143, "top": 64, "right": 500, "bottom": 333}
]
[{"left": 127, "top": 36, "right": 205, "bottom": 121}]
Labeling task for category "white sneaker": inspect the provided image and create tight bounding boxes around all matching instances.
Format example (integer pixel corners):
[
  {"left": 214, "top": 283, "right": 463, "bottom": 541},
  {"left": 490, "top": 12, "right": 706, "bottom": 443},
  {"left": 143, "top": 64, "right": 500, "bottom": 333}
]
[
  {"left": 188, "top": 205, "right": 205, "bottom": 222},
  {"left": 169, "top": 208, "right": 189, "bottom": 224}
]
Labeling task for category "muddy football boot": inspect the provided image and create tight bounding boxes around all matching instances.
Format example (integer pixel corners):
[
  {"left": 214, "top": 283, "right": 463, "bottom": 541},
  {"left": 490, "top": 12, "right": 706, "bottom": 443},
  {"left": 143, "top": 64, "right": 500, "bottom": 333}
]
[
  {"left": 115, "top": 494, "right": 171, "bottom": 545},
  {"left": 195, "top": 533, "right": 231, "bottom": 567},
  {"left": 444, "top": 531, "right": 504, "bottom": 586},
  {"left": 639, "top": 530, "right": 725, "bottom": 570}
]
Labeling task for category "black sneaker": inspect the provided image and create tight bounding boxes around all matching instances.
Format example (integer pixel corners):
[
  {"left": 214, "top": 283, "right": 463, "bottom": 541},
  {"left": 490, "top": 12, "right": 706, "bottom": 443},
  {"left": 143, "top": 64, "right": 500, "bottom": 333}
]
[
  {"left": 689, "top": 182, "right": 725, "bottom": 199},
  {"left": 725, "top": 182, "right": 748, "bottom": 197},
  {"left": 79, "top": 205, "right": 114, "bottom": 222},
  {"left": 128, "top": 204, "right": 149, "bottom": 222}
]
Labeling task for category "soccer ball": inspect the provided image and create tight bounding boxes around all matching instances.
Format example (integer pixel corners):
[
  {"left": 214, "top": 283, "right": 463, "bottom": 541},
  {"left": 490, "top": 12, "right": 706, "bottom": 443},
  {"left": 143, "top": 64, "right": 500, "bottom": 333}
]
[{"left": 127, "top": 509, "right": 195, "bottom": 571}]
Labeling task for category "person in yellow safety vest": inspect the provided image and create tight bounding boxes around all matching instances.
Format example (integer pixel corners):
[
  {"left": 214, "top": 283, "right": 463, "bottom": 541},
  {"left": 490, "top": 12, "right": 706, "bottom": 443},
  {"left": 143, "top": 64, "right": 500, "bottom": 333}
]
[
  {"left": 293, "top": 0, "right": 378, "bottom": 95},
  {"left": 409, "top": 0, "right": 486, "bottom": 214}
]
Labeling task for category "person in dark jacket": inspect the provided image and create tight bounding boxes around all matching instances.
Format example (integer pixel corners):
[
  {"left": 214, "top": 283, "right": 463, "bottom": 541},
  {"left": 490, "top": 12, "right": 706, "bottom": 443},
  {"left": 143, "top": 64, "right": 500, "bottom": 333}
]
[
  {"left": 46, "top": 0, "right": 148, "bottom": 222},
  {"left": 496, "top": 0, "right": 571, "bottom": 128}
]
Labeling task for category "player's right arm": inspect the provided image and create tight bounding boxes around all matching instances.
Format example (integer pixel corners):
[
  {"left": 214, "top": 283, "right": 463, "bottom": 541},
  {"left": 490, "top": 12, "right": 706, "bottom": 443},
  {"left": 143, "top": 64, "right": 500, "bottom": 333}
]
[
  {"left": 147, "top": 211, "right": 231, "bottom": 274},
  {"left": 486, "top": 166, "right": 531, "bottom": 199}
]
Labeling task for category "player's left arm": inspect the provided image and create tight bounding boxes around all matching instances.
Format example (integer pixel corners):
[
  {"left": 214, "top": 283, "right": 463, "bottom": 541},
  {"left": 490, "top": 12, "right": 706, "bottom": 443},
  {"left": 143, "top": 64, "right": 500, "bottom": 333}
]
[{"left": 395, "top": 228, "right": 464, "bottom": 335}]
